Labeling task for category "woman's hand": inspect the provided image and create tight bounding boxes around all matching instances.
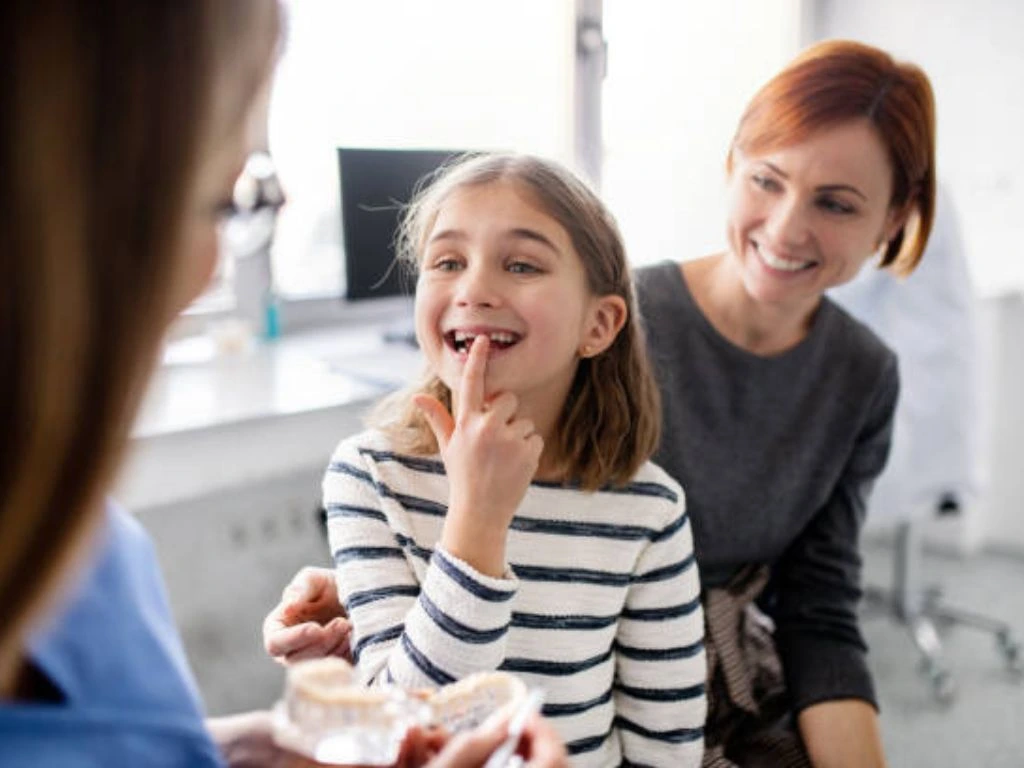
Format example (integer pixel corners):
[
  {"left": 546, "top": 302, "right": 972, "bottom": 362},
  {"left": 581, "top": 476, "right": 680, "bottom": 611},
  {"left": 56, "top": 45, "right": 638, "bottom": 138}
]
[
  {"left": 420, "top": 712, "right": 568, "bottom": 768},
  {"left": 262, "top": 567, "right": 351, "bottom": 664},
  {"left": 508, "top": 713, "right": 570, "bottom": 768},
  {"left": 208, "top": 710, "right": 327, "bottom": 767},
  {"left": 414, "top": 336, "right": 543, "bottom": 577},
  {"left": 208, "top": 713, "right": 445, "bottom": 768},
  {"left": 209, "top": 710, "right": 568, "bottom": 768}
]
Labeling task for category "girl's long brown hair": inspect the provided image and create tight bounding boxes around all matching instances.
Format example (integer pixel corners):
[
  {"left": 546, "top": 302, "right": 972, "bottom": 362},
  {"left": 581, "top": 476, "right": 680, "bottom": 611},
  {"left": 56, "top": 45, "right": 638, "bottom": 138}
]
[
  {"left": 0, "top": 0, "right": 278, "bottom": 690},
  {"left": 370, "top": 154, "right": 662, "bottom": 492}
]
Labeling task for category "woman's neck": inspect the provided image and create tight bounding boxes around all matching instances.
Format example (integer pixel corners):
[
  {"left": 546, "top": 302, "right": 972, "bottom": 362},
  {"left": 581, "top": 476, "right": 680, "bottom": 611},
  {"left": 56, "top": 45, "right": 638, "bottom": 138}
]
[{"left": 683, "top": 254, "right": 820, "bottom": 356}]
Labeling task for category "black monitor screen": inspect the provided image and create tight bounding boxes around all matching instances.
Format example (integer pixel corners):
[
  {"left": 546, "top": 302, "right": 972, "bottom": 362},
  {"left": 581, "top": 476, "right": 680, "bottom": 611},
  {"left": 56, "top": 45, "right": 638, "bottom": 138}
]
[{"left": 337, "top": 147, "right": 465, "bottom": 301}]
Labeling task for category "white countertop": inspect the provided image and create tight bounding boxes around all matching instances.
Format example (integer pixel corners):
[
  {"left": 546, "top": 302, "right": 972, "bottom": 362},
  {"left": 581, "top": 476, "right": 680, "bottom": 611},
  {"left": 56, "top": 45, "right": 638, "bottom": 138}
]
[
  {"left": 135, "top": 325, "right": 426, "bottom": 438},
  {"left": 120, "top": 325, "right": 426, "bottom": 510}
]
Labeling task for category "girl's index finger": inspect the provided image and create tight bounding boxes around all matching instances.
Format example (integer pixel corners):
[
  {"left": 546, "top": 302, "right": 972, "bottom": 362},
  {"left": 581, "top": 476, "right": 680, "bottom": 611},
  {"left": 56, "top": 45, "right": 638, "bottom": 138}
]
[{"left": 459, "top": 334, "right": 490, "bottom": 416}]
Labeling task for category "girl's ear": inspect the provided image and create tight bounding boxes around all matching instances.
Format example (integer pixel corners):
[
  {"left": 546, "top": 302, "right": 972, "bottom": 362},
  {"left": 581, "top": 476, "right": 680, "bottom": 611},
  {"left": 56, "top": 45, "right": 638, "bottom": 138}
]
[{"left": 579, "top": 294, "right": 628, "bottom": 358}]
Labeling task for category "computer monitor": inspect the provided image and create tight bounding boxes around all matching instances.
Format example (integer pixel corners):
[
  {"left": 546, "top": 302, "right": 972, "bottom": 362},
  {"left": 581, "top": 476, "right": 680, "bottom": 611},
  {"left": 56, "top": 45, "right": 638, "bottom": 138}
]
[{"left": 337, "top": 147, "right": 467, "bottom": 301}]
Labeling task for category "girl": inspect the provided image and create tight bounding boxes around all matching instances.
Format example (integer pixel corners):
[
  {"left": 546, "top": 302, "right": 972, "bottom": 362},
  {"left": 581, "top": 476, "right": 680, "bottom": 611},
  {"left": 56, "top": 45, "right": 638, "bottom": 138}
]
[{"left": 323, "top": 154, "right": 706, "bottom": 767}]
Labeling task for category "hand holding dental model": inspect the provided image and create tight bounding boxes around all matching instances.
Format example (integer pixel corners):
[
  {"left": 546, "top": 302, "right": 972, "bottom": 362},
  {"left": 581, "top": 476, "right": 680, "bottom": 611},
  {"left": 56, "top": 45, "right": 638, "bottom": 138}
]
[{"left": 414, "top": 335, "right": 543, "bottom": 578}]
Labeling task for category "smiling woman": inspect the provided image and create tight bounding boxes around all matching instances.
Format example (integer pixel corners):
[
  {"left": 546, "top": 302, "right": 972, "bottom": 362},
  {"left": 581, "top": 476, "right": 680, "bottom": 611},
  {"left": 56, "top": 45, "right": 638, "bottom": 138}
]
[
  {"left": 725, "top": 119, "right": 910, "bottom": 316},
  {"left": 634, "top": 39, "right": 936, "bottom": 767},
  {"left": 0, "top": 1, "right": 283, "bottom": 764}
]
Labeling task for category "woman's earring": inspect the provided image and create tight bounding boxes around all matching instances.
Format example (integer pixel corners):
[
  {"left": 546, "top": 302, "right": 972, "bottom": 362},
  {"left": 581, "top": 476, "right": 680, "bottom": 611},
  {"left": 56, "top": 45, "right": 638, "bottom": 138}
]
[{"left": 580, "top": 344, "right": 592, "bottom": 358}]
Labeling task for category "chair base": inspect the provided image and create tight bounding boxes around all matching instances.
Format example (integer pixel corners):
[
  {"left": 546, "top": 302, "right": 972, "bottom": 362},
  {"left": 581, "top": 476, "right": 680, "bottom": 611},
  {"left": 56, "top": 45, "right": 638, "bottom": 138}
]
[{"left": 864, "top": 519, "right": 1023, "bottom": 704}]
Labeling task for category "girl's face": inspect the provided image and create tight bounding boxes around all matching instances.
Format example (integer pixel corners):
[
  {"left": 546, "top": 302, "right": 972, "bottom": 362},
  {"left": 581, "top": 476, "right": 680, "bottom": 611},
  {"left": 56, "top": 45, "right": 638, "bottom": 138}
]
[
  {"left": 415, "top": 180, "right": 623, "bottom": 418},
  {"left": 725, "top": 119, "right": 907, "bottom": 311}
]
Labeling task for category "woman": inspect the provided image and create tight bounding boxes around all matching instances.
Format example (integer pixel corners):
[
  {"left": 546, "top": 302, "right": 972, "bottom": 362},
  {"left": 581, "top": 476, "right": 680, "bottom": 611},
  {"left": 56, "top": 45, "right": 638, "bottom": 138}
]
[
  {"left": 0, "top": 2, "right": 566, "bottom": 766},
  {"left": 633, "top": 39, "right": 934, "bottom": 767},
  {"left": 264, "top": 39, "right": 935, "bottom": 768}
]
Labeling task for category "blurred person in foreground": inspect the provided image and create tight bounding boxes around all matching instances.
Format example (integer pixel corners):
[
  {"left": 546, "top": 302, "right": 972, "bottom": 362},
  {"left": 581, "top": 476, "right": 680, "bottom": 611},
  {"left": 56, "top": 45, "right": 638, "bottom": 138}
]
[{"left": 0, "top": 3, "right": 566, "bottom": 767}]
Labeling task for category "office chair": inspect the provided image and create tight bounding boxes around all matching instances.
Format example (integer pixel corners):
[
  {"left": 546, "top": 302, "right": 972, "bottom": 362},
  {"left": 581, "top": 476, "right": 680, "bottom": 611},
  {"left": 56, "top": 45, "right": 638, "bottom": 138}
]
[{"left": 863, "top": 496, "right": 1022, "bottom": 703}]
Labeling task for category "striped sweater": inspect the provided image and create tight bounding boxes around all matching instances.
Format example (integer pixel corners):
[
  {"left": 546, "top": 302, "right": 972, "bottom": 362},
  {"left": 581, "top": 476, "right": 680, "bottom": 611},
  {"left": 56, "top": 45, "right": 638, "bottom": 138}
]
[{"left": 324, "top": 430, "right": 706, "bottom": 767}]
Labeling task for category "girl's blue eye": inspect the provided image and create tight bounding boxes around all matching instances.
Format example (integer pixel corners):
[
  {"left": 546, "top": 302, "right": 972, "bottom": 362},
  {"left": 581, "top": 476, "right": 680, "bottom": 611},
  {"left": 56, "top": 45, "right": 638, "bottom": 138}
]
[
  {"left": 433, "top": 258, "right": 462, "bottom": 271},
  {"left": 508, "top": 261, "right": 540, "bottom": 274}
]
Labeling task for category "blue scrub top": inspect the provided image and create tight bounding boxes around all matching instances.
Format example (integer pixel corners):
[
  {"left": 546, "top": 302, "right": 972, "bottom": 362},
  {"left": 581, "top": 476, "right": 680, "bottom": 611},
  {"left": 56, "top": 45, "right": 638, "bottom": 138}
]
[{"left": 0, "top": 503, "right": 224, "bottom": 767}]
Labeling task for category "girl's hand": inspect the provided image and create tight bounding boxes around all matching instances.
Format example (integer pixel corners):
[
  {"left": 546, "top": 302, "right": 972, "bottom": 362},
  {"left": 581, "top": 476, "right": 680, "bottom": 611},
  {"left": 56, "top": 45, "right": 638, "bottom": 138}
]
[
  {"left": 414, "top": 336, "right": 543, "bottom": 576},
  {"left": 262, "top": 567, "right": 351, "bottom": 665}
]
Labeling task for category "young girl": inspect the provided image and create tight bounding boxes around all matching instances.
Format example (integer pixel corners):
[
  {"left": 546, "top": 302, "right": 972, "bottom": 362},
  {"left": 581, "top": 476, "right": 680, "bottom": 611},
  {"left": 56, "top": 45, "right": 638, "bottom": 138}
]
[{"left": 323, "top": 153, "right": 705, "bottom": 767}]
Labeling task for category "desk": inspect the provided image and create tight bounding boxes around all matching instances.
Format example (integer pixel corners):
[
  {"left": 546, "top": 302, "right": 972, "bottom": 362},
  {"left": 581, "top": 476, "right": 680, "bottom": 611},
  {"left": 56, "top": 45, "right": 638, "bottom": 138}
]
[{"left": 119, "top": 325, "right": 424, "bottom": 511}]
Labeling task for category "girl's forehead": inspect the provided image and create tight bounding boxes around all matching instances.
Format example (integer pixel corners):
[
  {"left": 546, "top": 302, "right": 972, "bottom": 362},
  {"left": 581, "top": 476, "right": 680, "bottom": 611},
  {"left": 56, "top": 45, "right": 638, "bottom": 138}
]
[{"left": 431, "top": 179, "right": 560, "bottom": 231}]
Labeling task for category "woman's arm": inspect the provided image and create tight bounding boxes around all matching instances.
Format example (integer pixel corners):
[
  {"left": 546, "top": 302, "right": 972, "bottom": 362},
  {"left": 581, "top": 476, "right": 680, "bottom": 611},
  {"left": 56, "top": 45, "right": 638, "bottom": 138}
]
[
  {"left": 798, "top": 699, "right": 886, "bottom": 768},
  {"left": 772, "top": 356, "right": 899, "bottom": 764},
  {"left": 613, "top": 493, "right": 706, "bottom": 766}
]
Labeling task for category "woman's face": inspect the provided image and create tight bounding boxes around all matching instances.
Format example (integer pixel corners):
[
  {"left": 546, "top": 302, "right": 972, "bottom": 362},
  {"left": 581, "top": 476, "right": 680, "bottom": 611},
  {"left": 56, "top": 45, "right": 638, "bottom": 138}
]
[
  {"left": 171, "top": 14, "right": 277, "bottom": 321},
  {"left": 725, "top": 119, "right": 906, "bottom": 311},
  {"left": 171, "top": 124, "right": 251, "bottom": 319}
]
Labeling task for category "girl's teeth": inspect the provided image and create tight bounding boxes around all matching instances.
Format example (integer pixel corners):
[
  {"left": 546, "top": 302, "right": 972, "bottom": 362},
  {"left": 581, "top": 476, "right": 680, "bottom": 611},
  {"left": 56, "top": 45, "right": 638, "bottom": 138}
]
[{"left": 452, "top": 330, "right": 517, "bottom": 344}]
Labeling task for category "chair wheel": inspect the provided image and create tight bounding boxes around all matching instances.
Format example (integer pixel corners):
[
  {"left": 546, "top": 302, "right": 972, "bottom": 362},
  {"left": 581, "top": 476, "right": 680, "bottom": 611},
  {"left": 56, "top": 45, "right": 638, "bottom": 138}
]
[
  {"left": 919, "top": 658, "right": 956, "bottom": 704},
  {"left": 997, "top": 633, "right": 1023, "bottom": 676},
  {"left": 929, "top": 668, "right": 957, "bottom": 704}
]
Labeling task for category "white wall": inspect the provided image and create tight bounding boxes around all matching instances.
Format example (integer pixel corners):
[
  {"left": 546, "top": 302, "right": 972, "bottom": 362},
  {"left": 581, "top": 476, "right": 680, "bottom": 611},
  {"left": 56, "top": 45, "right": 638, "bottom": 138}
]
[
  {"left": 979, "top": 294, "right": 1024, "bottom": 553},
  {"left": 268, "top": 0, "right": 577, "bottom": 296},
  {"left": 812, "top": 0, "right": 1024, "bottom": 298},
  {"left": 601, "top": 0, "right": 805, "bottom": 266},
  {"left": 813, "top": 0, "right": 1024, "bottom": 553}
]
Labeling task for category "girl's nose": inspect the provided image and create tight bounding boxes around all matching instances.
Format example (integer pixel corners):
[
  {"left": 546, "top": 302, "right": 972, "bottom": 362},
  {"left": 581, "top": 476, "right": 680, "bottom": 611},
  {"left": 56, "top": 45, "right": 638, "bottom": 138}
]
[{"left": 454, "top": 263, "right": 500, "bottom": 308}]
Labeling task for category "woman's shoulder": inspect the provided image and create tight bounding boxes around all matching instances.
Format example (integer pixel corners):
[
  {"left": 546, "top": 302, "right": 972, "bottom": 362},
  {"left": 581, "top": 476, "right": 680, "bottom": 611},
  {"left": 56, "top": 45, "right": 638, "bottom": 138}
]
[
  {"left": 816, "top": 298, "right": 900, "bottom": 411},
  {"left": 633, "top": 260, "right": 686, "bottom": 310},
  {"left": 820, "top": 296, "right": 898, "bottom": 371}
]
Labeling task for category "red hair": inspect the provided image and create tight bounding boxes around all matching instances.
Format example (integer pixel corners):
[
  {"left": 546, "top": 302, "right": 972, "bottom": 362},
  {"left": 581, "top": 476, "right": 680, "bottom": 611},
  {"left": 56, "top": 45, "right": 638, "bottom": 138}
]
[{"left": 727, "top": 40, "right": 936, "bottom": 275}]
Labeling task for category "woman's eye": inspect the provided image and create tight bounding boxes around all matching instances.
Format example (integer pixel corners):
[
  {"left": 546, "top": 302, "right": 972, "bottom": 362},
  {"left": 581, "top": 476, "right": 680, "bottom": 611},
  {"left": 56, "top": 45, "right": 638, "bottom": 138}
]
[
  {"left": 751, "top": 174, "right": 779, "bottom": 192},
  {"left": 213, "top": 198, "right": 238, "bottom": 222},
  {"left": 818, "top": 196, "right": 855, "bottom": 215}
]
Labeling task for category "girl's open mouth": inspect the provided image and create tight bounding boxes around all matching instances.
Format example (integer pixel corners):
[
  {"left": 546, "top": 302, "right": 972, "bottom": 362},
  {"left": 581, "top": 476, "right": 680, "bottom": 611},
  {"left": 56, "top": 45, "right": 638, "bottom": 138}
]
[{"left": 445, "top": 329, "right": 522, "bottom": 354}]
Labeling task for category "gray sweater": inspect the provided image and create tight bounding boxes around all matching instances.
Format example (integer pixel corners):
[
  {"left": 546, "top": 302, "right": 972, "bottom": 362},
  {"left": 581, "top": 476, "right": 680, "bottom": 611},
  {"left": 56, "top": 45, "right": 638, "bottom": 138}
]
[{"left": 636, "top": 260, "right": 899, "bottom": 713}]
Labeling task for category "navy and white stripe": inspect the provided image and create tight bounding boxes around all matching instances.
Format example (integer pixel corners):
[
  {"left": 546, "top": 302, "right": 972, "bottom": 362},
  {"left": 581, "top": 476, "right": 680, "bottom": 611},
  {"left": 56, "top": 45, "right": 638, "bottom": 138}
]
[{"left": 325, "top": 430, "right": 706, "bottom": 767}]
